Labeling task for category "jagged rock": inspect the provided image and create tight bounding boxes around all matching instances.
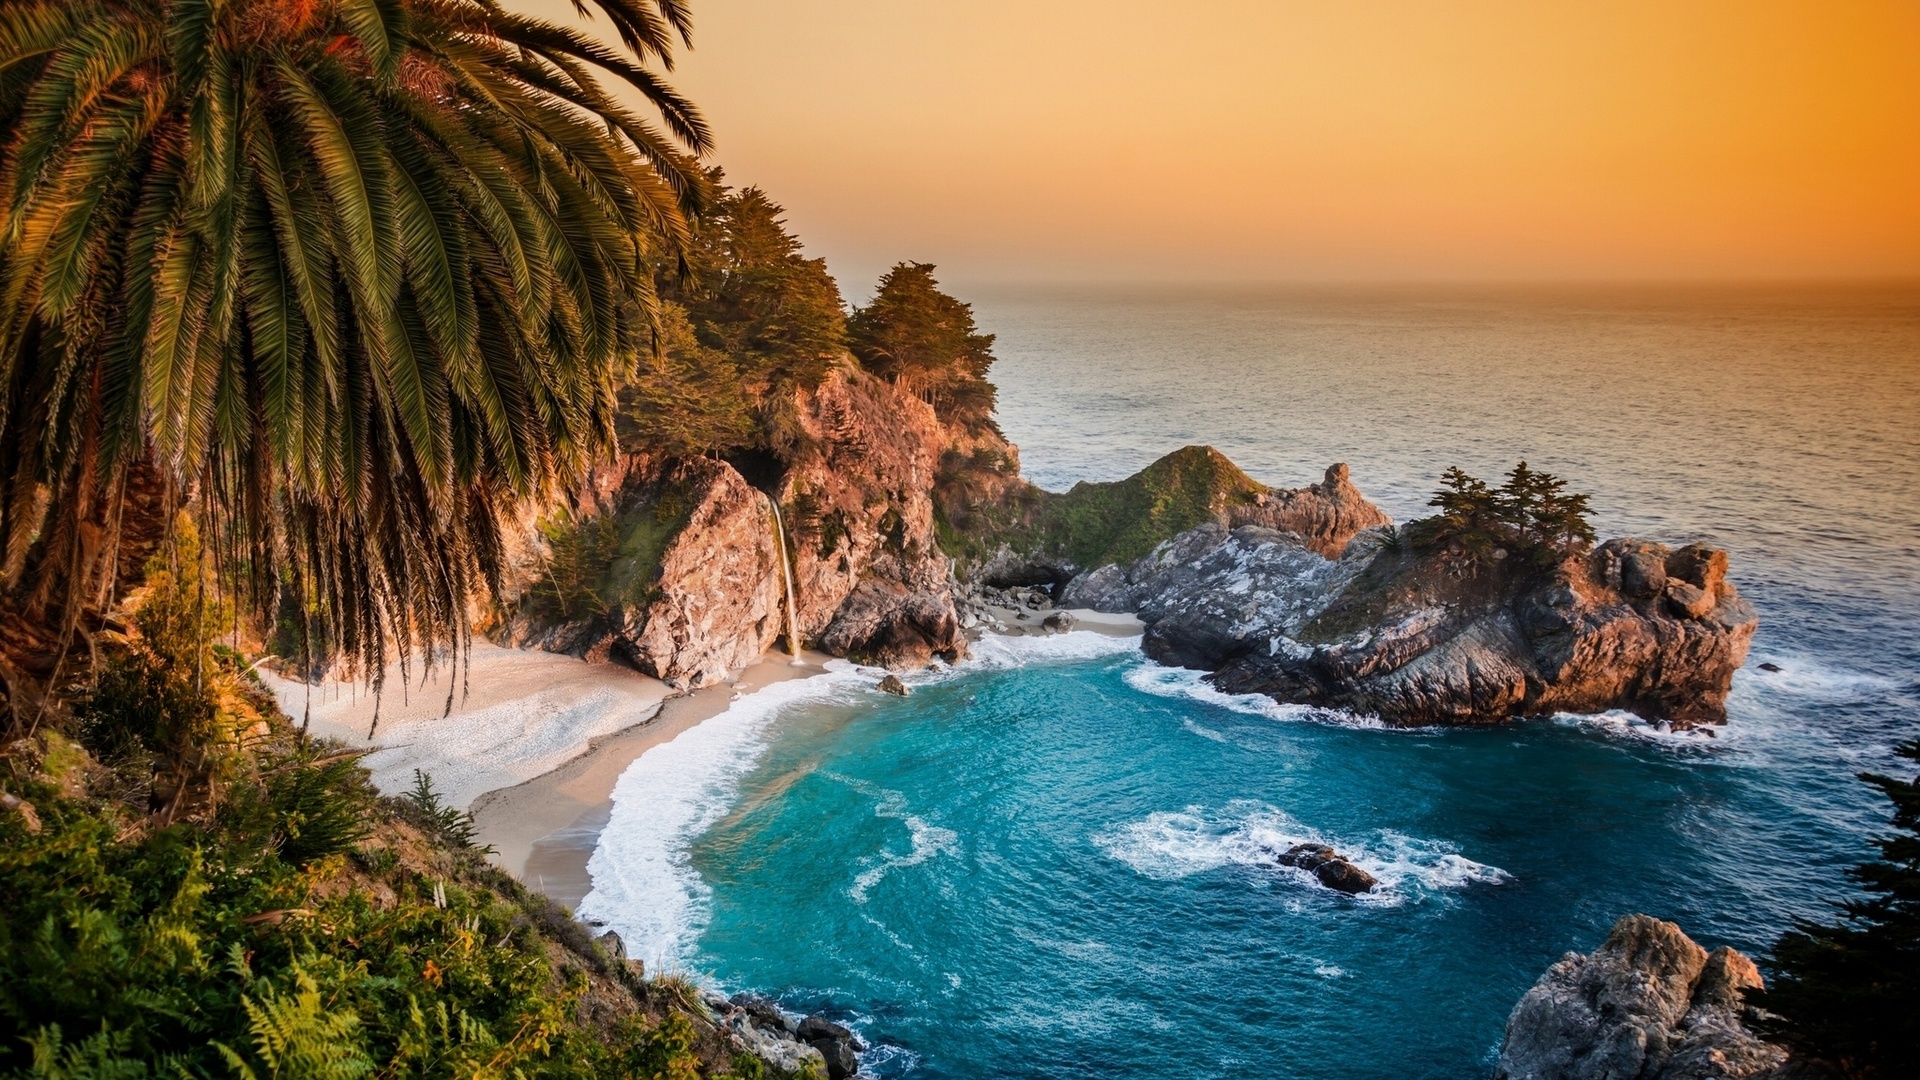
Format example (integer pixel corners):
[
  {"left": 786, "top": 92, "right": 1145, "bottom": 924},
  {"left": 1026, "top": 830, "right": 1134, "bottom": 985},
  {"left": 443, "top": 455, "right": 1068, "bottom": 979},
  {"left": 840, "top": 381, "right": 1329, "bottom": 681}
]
[
  {"left": 797, "top": 1015, "right": 864, "bottom": 1080},
  {"left": 877, "top": 674, "right": 911, "bottom": 696},
  {"left": 1100, "top": 520, "right": 1754, "bottom": 727},
  {"left": 1226, "top": 463, "right": 1395, "bottom": 558},
  {"left": 597, "top": 931, "right": 625, "bottom": 961},
  {"left": 1494, "top": 915, "right": 1796, "bottom": 1080},
  {"left": 1268, "top": 842, "right": 1377, "bottom": 894},
  {"left": 500, "top": 368, "right": 968, "bottom": 679},
  {"left": 500, "top": 457, "right": 784, "bottom": 688},
  {"left": 781, "top": 369, "right": 969, "bottom": 669}
]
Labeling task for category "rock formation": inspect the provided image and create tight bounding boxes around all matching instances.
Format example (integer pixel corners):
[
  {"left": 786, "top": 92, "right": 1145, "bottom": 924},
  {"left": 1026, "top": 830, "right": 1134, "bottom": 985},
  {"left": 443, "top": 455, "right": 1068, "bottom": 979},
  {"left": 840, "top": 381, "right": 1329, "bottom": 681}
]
[
  {"left": 1068, "top": 514, "right": 1755, "bottom": 727},
  {"left": 1494, "top": 915, "right": 1804, "bottom": 1080},
  {"left": 500, "top": 366, "right": 967, "bottom": 681},
  {"left": 1264, "top": 842, "right": 1377, "bottom": 894}
]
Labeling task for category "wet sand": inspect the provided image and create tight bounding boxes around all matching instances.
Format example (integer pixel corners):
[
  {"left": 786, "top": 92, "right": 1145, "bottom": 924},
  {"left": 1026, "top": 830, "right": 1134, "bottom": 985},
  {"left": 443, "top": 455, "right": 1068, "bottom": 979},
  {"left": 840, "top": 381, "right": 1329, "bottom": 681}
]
[
  {"left": 458, "top": 612, "right": 1142, "bottom": 910},
  {"left": 470, "top": 650, "right": 834, "bottom": 909}
]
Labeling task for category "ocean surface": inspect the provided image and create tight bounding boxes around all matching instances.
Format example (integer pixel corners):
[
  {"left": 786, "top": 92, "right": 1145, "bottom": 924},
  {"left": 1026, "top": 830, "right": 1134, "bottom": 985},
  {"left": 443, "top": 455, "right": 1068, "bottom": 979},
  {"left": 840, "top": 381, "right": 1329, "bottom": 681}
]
[{"left": 579, "top": 284, "right": 1920, "bottom": 1078}]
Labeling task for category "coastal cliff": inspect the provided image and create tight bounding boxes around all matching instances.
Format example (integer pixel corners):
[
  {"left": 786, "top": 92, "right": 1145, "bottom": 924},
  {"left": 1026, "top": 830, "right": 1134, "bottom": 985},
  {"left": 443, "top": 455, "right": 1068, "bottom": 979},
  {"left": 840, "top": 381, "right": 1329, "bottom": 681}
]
[
  {"left": 1495, "top": 915, "right": 1809, "bottom": 1080},
  {"left": 499, "top": 366, "right": 967, "bottom": 682}
]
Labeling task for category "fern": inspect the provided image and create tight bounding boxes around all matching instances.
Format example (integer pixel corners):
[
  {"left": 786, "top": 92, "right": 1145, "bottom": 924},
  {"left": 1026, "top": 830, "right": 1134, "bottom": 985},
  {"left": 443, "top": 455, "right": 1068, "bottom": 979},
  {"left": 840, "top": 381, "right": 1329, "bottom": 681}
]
[
  {"left": 403, "top": 770, "right": 493, "bottom": 854},
  {"left": 214, "top": 968, "right": 374, "bottom": 1080}
]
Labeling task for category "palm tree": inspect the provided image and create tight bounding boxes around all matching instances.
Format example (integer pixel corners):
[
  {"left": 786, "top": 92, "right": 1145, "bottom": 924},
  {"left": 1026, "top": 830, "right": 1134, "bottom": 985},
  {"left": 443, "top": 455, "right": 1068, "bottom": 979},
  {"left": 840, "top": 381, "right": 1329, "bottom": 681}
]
[{"left": 0, "top": 0, "right": 711, "bottom": 728}]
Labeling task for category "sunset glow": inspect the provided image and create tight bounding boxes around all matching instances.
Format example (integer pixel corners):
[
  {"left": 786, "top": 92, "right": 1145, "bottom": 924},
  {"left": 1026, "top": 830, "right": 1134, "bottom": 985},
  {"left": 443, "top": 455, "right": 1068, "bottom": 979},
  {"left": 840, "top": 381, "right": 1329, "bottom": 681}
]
[{"left": 529, "top": 0, "right": 1920, "bottom": 286}]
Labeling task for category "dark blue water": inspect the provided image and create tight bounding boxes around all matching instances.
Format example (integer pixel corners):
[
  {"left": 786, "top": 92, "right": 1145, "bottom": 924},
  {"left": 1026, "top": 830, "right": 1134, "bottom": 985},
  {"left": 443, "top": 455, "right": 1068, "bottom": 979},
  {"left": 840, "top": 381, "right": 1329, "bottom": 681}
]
[{"left": 582, "top": 284, "right": 1920, "bottom": 1078}]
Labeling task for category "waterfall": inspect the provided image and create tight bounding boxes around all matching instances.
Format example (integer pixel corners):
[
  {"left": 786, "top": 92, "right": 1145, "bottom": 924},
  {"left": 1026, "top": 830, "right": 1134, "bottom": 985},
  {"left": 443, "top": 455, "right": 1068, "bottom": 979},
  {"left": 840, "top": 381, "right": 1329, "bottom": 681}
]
[{"left": 765, "top": 493, "right": 804, "bottom": 662}]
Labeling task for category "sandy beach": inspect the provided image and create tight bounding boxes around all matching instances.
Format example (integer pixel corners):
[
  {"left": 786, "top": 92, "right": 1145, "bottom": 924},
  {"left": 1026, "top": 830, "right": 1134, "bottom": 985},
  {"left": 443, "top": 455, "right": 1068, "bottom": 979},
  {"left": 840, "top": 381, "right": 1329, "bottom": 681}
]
[{"left": 267, "top": 612, "right": 1142, "bottom": 911}]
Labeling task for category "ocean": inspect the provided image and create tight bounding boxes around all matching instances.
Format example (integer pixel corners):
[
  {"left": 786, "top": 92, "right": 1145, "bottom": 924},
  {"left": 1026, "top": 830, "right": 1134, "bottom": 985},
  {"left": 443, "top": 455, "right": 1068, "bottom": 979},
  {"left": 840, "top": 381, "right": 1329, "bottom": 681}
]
[{"left": 578, "top": 284, "right": 1920, "bottom": 1078}]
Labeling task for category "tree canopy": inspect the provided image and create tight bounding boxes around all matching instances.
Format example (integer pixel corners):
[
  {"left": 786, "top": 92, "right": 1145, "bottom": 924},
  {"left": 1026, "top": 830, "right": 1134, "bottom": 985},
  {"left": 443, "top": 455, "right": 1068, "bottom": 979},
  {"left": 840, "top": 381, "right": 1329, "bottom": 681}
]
[
  {"left": 1424, "top": 462, "right": 1595, "bottom": 563},
  {"left": 849, "top": 261, "right": 998, "bottom": 431},
  {"left": 1754, "top": 741, "right": 1920, "bottom": 1079},
  {"left": 0, "top": 0, "right": 710, "bottom": 713}
]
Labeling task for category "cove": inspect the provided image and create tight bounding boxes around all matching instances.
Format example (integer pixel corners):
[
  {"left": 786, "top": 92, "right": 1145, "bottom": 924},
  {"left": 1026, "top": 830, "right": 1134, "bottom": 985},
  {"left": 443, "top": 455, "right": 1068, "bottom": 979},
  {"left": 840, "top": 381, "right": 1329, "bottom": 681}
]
[{"left": 583, "top": 631, "right": 1884, "bottom": 1079}]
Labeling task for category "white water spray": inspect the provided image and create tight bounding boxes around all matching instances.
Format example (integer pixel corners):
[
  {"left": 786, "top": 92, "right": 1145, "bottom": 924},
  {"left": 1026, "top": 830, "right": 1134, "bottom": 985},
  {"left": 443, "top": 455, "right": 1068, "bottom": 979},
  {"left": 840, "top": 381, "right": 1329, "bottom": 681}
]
[{"left": 764, "top": 493, "right": 805, "bottom": 664}]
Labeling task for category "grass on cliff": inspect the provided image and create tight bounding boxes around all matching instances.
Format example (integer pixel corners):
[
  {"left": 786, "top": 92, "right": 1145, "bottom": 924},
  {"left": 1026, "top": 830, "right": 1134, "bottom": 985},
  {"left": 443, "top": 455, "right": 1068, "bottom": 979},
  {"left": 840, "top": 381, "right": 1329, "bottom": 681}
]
[
  {"left": 0, "top": 551, "right": 805, "bottom": 1079},
  {"left": 937, "top": 445, "right": 1267, "bottom": 575}
]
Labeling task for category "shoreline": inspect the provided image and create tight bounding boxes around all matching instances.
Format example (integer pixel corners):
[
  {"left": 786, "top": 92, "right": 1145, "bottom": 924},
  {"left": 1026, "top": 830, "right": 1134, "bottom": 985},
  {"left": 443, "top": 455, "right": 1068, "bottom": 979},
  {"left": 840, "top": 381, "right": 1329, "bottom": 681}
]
[{"left": 469, "top": 608, "right": 1143, "bottom": 910}]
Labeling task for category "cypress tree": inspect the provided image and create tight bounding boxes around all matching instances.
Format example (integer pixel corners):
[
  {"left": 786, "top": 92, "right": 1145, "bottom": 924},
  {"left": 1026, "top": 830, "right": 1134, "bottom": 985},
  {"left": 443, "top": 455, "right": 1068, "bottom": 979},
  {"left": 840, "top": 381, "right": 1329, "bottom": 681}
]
[{"left": 1753, "top": 740, "right": 1920, "bottom": 1079}]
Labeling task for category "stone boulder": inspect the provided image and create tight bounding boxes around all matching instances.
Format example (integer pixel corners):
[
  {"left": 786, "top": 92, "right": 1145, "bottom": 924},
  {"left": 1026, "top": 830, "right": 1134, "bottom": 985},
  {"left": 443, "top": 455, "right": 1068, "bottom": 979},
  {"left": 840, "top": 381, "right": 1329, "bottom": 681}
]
[
  {"left": 797, "top": 1015, "right": 864, "bottom": 1080},
  {"left": 1494, "top": 915, "right": 1796, "bottom": 1080},
  {"left": 1266, "top": 842, "right": 1377, "bottom": 894}
]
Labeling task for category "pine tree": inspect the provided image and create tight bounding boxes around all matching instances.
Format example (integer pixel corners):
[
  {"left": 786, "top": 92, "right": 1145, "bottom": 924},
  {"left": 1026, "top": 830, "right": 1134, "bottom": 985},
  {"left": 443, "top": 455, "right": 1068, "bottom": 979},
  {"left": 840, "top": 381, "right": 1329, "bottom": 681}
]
[
  {"left": 1753, "top": 740, "right": 1920, "bottom": 1079},
  {"left": 849, "top": 263, "right": 1000, "bottom": 430}
]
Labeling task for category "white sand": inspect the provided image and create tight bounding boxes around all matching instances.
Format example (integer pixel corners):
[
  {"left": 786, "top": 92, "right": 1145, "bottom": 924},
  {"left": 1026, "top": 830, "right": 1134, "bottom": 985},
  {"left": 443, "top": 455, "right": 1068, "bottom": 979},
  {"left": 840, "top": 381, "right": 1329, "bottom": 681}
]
[{"left": 260, "top": 641, "right": 674, "bottom": 811}]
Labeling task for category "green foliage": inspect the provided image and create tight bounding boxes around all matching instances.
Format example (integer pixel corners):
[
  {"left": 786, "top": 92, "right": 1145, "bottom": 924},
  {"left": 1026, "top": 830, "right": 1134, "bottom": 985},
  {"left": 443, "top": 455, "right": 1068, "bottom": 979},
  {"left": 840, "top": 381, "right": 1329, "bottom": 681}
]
[
  {"left": 1420, "top": 462, "right": 1596, "bottom": 565},
  {"left": 402, "top": 770, "right": 490, "bottom": 855},
  {"left": 0, "top": 0, "right": 709, "bottom": 704},
  {"left": 258, "top": 755, "right": 375, "bottom": 868},
  {"left": 524, "top": 474, "right": 698, "bottom": 627},
  {"left": 665, "top": 179, "right": 849, "bottom": 446},
  {"left": 1752, "top": 740, "right": 1920, "bottom": 1079},
  {"left": 75, "top": 519, "right": 261, "bottom": 820},
  {"left": 621, "top": 304, "right": 758, "bottom": 460},
  {"left": 849, "top": 263, "right": 999, "bottom": 431}
]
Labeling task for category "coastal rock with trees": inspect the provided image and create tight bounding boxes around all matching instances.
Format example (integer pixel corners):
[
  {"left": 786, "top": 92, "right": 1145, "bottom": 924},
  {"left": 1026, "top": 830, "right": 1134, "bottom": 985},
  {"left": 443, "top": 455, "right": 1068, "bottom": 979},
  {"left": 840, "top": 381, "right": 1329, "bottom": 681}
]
[{"left": 1049, "top": 463, "right": 1757, "bottom": 727}]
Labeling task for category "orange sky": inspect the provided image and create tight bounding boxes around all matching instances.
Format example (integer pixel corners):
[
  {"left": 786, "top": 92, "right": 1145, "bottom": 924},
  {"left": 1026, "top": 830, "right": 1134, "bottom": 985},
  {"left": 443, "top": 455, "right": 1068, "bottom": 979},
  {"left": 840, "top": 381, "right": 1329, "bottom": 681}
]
[{"left": 524, "top": 0, "right": 1920, "bottom": 288}]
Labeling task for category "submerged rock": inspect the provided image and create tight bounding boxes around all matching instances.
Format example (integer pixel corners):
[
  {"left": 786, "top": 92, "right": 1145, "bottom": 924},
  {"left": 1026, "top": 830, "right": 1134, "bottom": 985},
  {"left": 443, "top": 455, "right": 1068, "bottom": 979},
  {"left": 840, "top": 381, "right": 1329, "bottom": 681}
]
[{"left": 1495, "top": 915, "right": 1800, "bottom": 1080}]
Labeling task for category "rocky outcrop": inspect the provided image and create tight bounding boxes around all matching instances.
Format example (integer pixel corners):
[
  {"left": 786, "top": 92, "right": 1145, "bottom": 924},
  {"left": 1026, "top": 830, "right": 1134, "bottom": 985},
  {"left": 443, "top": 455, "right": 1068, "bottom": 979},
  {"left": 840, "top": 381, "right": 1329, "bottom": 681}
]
[
  {"left": 501, "top": 458, "right": 784, "bottom": 689},
  {"left": 697, "top": 991, "right": 865, "bottom": 1080},
  {"left": 942, "top": 449, "right": 1391, "bottom": 590},
  {"left": 779, "top": 368, "right": 967, "bottom": 669},
  {"left": 500, "top": 367, "right": 967, "bottom": 680},
  {"left": 1263, "top": 842, "right": 1377, "bottom": 894},
  {"left": 1226, "top": 463, "right": 1393, "bottom": 558},
  {"left": 1081, "top": 518, "right": 1755, "bottom": 727},
  {"left": 1495, "top": 915, "right": 1802, "bottom": 1080},
  {"left": 1212, "top": 536, "right": 1755, "bottom": 727}
]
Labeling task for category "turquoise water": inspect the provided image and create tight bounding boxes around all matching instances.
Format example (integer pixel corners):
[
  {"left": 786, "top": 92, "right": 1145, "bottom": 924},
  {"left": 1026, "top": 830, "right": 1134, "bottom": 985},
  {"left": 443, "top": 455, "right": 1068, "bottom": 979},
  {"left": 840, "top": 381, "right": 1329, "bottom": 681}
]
[{"left": 582, "top": 285, "right": 1920, "bottom": 1078}]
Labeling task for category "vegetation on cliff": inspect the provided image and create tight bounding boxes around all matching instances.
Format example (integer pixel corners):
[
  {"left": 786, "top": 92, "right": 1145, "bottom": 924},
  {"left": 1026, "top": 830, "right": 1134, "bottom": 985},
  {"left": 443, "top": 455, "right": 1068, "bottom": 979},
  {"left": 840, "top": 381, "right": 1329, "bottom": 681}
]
[
  {"left": 1753, "top": 741, "right": 1920, "bottom": 1079},
  {"left": 849, "top": 263, "right": 999, "bottom": 432},
  {"left": 935, "top": 445, "right": 1269, "bottom": 577},
  {"left": 0, "top": 551, "right": 799, "bottom": 1078}
]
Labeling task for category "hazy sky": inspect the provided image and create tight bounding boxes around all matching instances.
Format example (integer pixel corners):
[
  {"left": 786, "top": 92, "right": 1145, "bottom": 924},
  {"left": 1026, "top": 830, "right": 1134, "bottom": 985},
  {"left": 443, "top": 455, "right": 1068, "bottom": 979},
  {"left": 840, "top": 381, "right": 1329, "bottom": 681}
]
[{"left": 525, "top": 1, "right": 1920, "bottom": 291}]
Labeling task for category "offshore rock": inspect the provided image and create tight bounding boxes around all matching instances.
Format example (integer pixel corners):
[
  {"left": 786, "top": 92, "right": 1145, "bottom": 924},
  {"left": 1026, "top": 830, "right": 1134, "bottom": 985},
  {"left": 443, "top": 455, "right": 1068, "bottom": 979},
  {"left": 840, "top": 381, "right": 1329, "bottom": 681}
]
[
  {"left": 1267, "top": 842, "right": 1377, "bottom": 894},
  {"left": 1494, "top": 915, "right": 1796, "bottom": 1080},
  {"left": 1103, "top": 522, "right": 1756, "bottom": 727}
]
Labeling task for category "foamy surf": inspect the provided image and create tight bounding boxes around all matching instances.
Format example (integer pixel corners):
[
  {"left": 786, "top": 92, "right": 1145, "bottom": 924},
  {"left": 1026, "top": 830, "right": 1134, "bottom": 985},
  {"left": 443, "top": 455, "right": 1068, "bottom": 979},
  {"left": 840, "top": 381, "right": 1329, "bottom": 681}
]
[
  {"left": 577, "top": 662, "right": 869, "bottom": 971},
  {"left": 1123, "top": 661, "right": 1386, "bottom": 730},
  {"left": 1092, "top": 799, "right": 1510, "bottom": 905}
]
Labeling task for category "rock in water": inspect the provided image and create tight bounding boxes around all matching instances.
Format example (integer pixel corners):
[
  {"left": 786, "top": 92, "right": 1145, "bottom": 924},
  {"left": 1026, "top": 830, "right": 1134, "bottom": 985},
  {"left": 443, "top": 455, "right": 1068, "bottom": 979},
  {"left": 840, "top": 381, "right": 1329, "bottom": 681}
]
[
  {"left": 1268, "top": 842, "right": 1378, "bottom": 894},
  {"left": 1084, "top": 520, "right": 1756, "bottom": 728},
  {"left": 1494, "top": 915, "right": 1795, "bottom": 1080},
  {"left": 797, "top": 1015, "right": 864, "bottom": 1080},
  {"left": 877, "top": 674, "right": 911, "bottom": 696}
]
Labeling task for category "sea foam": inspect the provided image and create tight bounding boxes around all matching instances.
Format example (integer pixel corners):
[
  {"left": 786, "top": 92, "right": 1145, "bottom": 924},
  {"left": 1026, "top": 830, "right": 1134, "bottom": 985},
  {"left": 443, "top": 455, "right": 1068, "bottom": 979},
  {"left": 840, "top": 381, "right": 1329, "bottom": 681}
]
[
  {"left": 580, "top": 630, "right": 1147, "bottom": 970},
  {"left": 1092, "top": 799, "right": 1510, "bottom": 905}
]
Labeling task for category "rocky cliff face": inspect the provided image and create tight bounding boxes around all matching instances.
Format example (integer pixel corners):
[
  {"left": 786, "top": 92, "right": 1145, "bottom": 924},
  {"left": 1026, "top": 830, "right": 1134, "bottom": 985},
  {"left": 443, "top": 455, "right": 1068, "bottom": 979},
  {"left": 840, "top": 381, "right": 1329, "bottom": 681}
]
[
  {"left": 1495, "top": 915, "right": 1807, "bottom": 1080},
  {"left": 1071, "top": 518, "right": 1755, "bottom": 727},
  {"left": 499, "top": 366, "right": 967, "bottom": 682},
  {"left": 499, "top": 457, "right": 785, "bottom": 688},
  {"left": 778, "top": 367, "right": 967, "bottom": 669},
  {"left": 943, "top": 450, "right": 1390, "bottom": 590}
]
